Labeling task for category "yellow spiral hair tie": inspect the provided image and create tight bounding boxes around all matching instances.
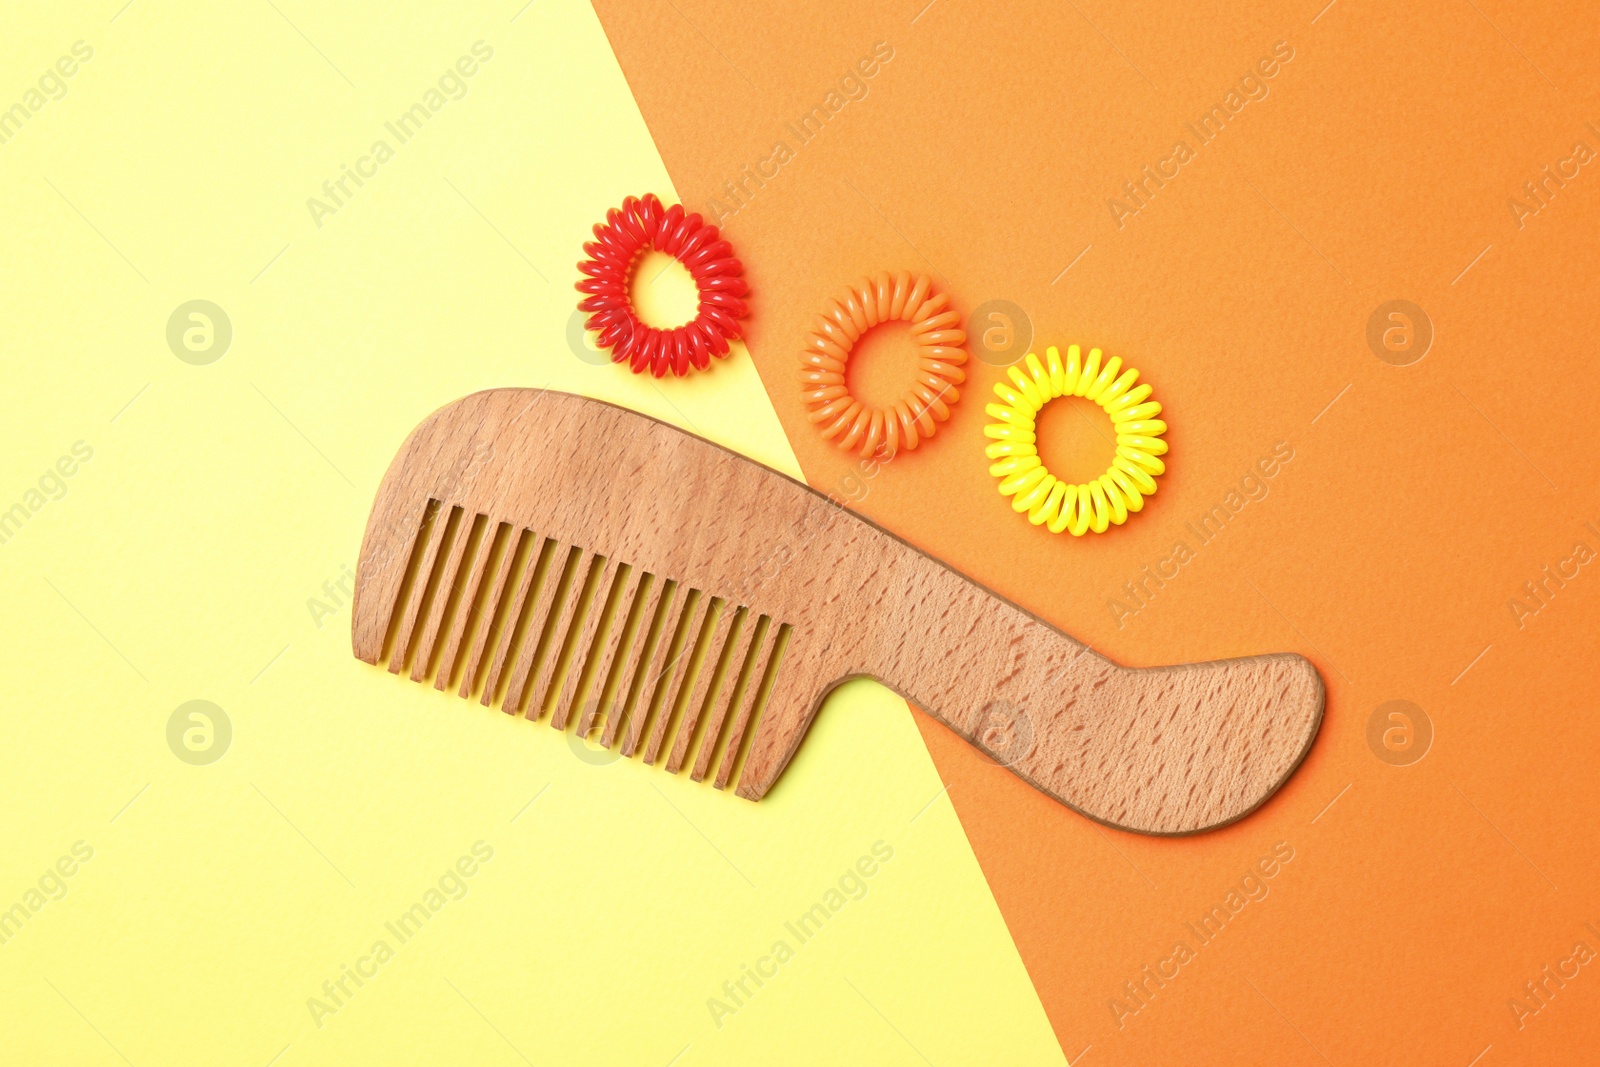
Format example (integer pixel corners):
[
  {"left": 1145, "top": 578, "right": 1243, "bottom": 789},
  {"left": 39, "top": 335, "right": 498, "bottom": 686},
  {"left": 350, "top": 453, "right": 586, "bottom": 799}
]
[{"left": 984, "top": 345, "right": 1167, "bottom": 535}]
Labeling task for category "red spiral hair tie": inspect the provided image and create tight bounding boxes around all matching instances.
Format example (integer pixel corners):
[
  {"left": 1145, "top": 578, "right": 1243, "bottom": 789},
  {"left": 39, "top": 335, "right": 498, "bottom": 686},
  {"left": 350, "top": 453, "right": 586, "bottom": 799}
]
[{"left": 575, "top": 194, "right": 749, "bottom": 378}]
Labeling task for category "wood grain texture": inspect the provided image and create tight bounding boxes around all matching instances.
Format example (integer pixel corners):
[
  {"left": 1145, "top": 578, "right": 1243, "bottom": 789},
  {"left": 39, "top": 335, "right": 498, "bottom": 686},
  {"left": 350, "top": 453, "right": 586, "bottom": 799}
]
[{"left": 352, "top": 389, "right": 1323, "bottom": 835}]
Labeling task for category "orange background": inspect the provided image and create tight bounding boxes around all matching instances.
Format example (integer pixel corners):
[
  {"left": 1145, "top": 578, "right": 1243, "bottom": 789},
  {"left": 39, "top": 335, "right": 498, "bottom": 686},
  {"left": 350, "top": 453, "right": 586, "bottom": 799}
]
[{"left": 592, "top": 0, "right": 1600, "bottom": 1062}]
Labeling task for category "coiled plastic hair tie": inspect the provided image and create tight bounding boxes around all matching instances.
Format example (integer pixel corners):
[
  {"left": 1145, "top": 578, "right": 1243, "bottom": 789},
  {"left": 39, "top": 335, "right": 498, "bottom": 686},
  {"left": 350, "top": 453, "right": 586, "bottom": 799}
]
[
  {"left": 799, "top": 271, "right": 967, "bottom": 458},
  {"left": 575, "top": 193, "right": 749, "bottom": 378},
  {"left": 984, "top": 345, "right": 1168, "bottom": 535}
]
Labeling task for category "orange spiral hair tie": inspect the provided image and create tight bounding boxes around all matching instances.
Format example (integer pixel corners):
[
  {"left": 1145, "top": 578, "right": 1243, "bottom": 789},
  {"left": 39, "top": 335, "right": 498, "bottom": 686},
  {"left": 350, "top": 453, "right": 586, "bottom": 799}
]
[{"left": 798, "top": 272, "right": 967, "bottom": 458}]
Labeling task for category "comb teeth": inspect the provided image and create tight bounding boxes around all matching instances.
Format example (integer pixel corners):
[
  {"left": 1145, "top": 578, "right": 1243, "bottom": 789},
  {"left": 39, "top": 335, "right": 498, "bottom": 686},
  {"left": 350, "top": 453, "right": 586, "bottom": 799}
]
[{"left": 376, "top": 498, "right": 790, "bottom": 791}]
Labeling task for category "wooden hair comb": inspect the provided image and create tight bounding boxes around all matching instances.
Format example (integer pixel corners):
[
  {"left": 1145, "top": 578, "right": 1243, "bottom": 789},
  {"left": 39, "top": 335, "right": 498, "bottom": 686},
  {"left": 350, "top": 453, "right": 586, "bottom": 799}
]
[{"left": 352, "top": 388, "right": 1322, "bottom": 835}]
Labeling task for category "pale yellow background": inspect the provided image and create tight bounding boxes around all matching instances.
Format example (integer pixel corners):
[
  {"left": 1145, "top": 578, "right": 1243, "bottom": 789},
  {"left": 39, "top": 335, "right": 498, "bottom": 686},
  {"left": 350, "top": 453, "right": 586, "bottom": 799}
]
[{"left": 0, "top": 1, "right": 1064, "bottom": 1063}]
